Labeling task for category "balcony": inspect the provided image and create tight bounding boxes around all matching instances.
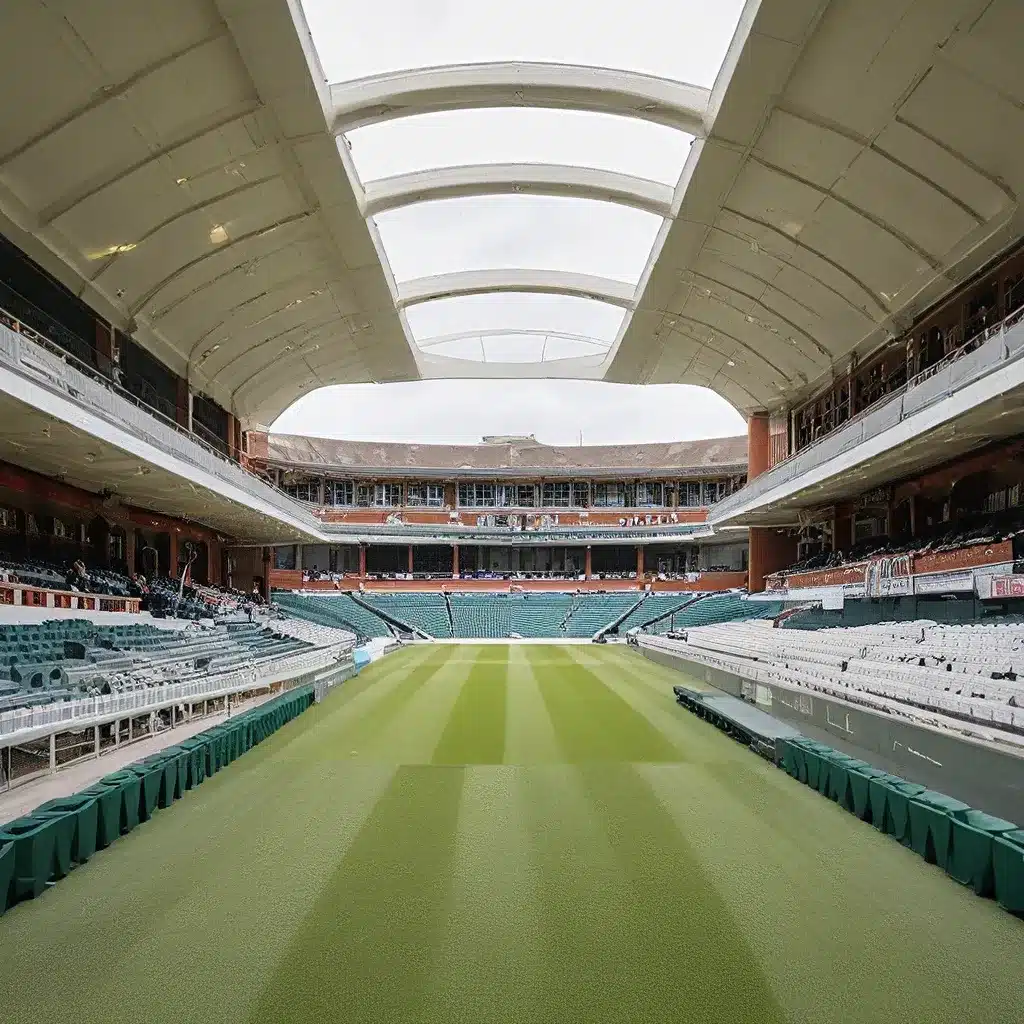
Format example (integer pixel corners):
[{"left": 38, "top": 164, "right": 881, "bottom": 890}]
[
  {"left": 713, "top": 307, "right": 1024, "bottom": 525},
  {"left": 0, "top": 309, "right": 322, "bottom": 540}
]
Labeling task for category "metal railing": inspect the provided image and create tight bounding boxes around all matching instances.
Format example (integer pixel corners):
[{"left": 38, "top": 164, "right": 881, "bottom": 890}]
[
  {"left": 0, "top": 643, "right": 349, "bottom": 744},
  {"left": 713, "top": 309, "right": 1024, "bottom": 521},
  {"left": 0, "top": 311, "right": 322, "bottom": 535}
]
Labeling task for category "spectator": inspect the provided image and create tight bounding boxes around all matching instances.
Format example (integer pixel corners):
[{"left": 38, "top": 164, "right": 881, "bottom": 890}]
[{"left": 65, "top": 559, "right": 89, "bottom": 592}]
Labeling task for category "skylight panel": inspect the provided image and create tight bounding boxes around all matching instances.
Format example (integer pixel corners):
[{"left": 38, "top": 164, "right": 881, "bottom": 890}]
[
  {"left": 346, "top": 110, "right": 693, "bottom": 187},
  {"left": 404, "top": 293, "right": 627, "bottom": 344},
  {"left": 375, "top": 196, "right": 662, "bottom": 283},
  {"left": 303, "top": 0, "right": 747, "bottom": 87}
]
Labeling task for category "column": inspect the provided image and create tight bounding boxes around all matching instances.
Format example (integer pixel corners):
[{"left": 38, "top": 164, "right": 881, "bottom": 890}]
[
  {"left": 636, "top": 546, "right": 644, "bottom": 578},
  {"left": 746, "top": 410, "right": 783, "bottom": 592},
  {"left": 747, "top": 411, "right": 771, "bottom": 480},
  {"left": 407, "top": 545, "right": 414, "bottom": 574},
  {"left": 585, "top": 545, "right": 592, "bottom": 579},
  {"left": 125, "top": 529, "right": 136, "bottom": 575},
  {"left": 833, "top": 502, "right": 854, "bottom": 557},
  {"left": 168, "top": 531, "right": 179, "bottom": 580},
  {"left": 748, "top": 529, "right": 798, "bottom": 593},
  {"left": 358, "top": 543, "right": 367, "bottom": 577},
  {"left": 452, "top": 543, "right": 459, "bottom": 578},
  {"left": 261, "top": 547, "right": 271, "bottom": 600},
  {"left": 175, "top": 378, "right": 189, "bottom": 430},
  {"left": 296, "top": 543, "right": 303, "bottom": 572}
]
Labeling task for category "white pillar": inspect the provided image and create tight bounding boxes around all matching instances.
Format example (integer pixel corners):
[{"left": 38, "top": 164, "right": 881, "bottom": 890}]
[{"left": 49, "top": 733, "right": 56, "bottom": 773}]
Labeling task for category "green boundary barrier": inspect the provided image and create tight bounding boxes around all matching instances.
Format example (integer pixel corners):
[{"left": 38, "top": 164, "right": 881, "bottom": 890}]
[
  {"left": 0, "top": 683, "right": 315, "bottom": 915},
  {"left": 779, "top": 736, "right": 1024, "bottom": 919}
]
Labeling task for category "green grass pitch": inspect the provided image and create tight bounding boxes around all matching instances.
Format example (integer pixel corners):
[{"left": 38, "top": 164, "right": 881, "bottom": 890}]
[{"left": 2, "top": 644, "right": 1023, "bottom": 1023}]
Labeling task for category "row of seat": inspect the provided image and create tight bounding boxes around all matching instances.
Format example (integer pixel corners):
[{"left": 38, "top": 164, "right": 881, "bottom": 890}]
[{"left": 777, "top": 736, "right": 1024, "bottom": 915}]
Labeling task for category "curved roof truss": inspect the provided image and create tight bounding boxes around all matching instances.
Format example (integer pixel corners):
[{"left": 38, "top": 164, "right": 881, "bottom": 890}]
[
  {"left": 395, "top": 270, "right": 636, "bottom": 310},
  {"left": 330, "top": 62, "right": 711, "bottom": 136},
  {"left": 360, "top": 163, "right": 674, "bottom": 219},
  {"left": 417, "top": 328, "right": 610, "bottom": 353}
]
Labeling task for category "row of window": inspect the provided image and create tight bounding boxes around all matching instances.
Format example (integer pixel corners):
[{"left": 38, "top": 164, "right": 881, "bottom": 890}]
[{"left": 281, "top": 478, "right": 744, "bottom": 508}]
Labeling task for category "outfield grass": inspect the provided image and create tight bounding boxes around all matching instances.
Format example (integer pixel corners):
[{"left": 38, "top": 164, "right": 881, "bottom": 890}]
[{"left": 1, "top": 644, "right": 1022, "bottom": 1023}]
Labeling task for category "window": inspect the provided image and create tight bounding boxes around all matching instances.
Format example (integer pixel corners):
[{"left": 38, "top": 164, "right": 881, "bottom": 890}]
[
  {"left": 679, "top": 481, "right": 702, "bottom": 507},
  {"left": 635, "top": 482, "right": 664, "bottom": 507},
  {"left": 495, "top": 484, "right": 536, "bottom": 507},
  {"left": 593, "top": 483, "right": 627, "bottom": 507},
  {"left": 458, "top": 483, "right": 495, "bottom": 507},
  {"left": 283, "top": 480, "right": 318, "bottom": 503},
  {"left": 701, "top": 480, "right": 725, "bottom": 506},
  {"left": 358, "top": 483, "right": 403, "bottom": 507},
  {"left": 406, "top": 482, "right": 445, "bottom": 507},
  {"left": 326, "top": 480, "right": 355, "bottom": 506},
  {"left": 542, "top": 482, "right": 571, "bottom": 507},
  {"left": 572, "top": 482, "right": 590, "bottom": 507}
]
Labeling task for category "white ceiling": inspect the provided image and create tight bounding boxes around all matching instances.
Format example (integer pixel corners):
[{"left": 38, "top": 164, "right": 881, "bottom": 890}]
[{"left": 0, "top": 0, "right": 1021, "bottom": 425}]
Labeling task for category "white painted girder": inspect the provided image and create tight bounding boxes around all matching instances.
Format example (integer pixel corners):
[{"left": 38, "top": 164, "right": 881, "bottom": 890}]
[
  {"left": 330, "top": 62, "right": 711, "bottom": 135},
  {"left": 360, "top": 163, "right": 675, "bottom": 218},
  {"left": 395, "top": 269, "right": 637, "bottom": 309}
]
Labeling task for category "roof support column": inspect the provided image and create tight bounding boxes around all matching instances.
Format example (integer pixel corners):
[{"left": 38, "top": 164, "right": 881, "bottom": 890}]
[
  {"left": 452, "top": 543, "right": 459, "bottom": 578},
  {"left": 585, "top": 544, "right": 592, "bottom": 580}
]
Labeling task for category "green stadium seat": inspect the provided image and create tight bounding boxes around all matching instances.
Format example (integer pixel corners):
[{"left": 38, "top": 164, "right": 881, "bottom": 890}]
[
  {"left": 99, "top": 770, "right": 143, "bottom": 835},
  {"left": 992, "top": 830, "right": 1024, "bottom": 913},
  {"left": 947, "top": 810, "right": 1018, "bottom": 896},
  {"left": 33, "top": 793, "right": 99, "bottom": 865},
  {"left": 0, "top": 815, "right": 62, "bottom": 899},
  {"left": 0, "top": 840, "right": 13, "bottom": 915},
  {"left": 80, "top": 780, "right": 126, "bottom": 849},
  {"left": 907, "top": 791, "right": 972, "bottom": 869}
]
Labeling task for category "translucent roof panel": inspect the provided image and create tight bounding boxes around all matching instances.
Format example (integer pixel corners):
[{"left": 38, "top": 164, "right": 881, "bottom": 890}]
[
  {"left": 422, "top": 332, "right": 608, "bottom": 364},
  {"left": 405, "top": 293, "right": 626, "bottom": 344},
  {"left": 375, "top": 196, "right": 663, "bottom": 283},
  {"left": 303, "top": 0, "right": 747, "bottom": 87},
  {"left": 346, "top": 109, "right": 694, "bottom": 187}
]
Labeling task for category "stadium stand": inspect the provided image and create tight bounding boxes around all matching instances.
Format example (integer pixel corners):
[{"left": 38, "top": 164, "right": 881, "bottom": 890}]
[
  {"left": 655, "top": 619, "right": 1024, "bottom": 736},
  {"left": 360, "top": 593, "right": 453, "bottom": 638},
  {"left": 562, "top": 592, "right": 640, "bottom": 636},
  {"left": 274, "top": 592, "right": 392, "bottom": 640},
  {"left": 0, "top": 618, "right": 338, "bottom": 714}
]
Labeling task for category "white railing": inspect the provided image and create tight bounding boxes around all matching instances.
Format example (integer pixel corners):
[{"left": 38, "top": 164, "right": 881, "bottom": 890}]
[
  {"left": 713, "top": 308, "right": 1024, "bottom": 520},
  {"left": 0, "top": 643, "right": 351, "bottom": 744},
  {"left": 0, "top": 314, "right": 321, "bottom": 535}
]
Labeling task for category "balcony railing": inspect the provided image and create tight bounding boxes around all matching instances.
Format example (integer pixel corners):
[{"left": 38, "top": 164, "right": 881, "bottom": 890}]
[
  {"left": 0, "top": 310, "right": 321, "bottom": 535},
  {"left": 713, "top": 307, "right": 1024, "bottom": 521}
]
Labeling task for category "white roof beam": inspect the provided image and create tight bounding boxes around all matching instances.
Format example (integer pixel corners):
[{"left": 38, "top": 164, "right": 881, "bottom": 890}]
[
  {"left": 360, "top": 163, "right": 674, "bottom": 219},
  {"left": 330, "top": 62, "right": 711, "bottom": 136},
  {"left": 395, "top": 270, "right": 637, "bottom": 310}
]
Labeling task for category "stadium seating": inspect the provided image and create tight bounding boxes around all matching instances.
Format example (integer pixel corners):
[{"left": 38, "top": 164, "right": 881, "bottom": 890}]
[
  {"left": 360, "top": 593, "right": 453, "bottom": 637},
  {"left": 275, "top": 592, "right": 392, "bottom": 639},
  {"left": 661, "top": 618, "right": 1024, "bottom": 733},
  {"left": 561, "top": 593, "right": 639, "bottom": 636},
  {"left": 0, "top": 618, "right": 325, "bottom": 714},
  {"left": 450, "top": 594, "right": 514, "bottom": 638}
]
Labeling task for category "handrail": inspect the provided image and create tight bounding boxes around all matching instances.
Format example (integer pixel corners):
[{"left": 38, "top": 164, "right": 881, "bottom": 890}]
[
  {"left": 0, "top": 310, "right": 322, "bottom": 534},
  {"left": 713, "top": 307, "right": 1024, "bottom": 520},
  {"left": 0, "top": 642, "right": 349, "bottom": 743}
]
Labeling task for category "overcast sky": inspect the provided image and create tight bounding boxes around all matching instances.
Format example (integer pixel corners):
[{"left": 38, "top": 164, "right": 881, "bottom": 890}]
[
  {"left": 283, "top": 1, "right": 747, "bottom": 442},
  {"left": 273, "top": 380, "right": 744, "bottom": 445}
]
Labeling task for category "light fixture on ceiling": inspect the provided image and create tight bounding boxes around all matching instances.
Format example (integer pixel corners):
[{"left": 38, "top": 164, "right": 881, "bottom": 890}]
[
  {"left": 84, "top": 452, "right": 97, "bottom": 463},
  {"left": 209, "top": 225, "right": 228, "bottom": 245},
  {"left": 727, "top": 359, "right": 736, "bottom": 367},
  {"left": 175, "top": 176, "right": 189, "bottom": 185}
]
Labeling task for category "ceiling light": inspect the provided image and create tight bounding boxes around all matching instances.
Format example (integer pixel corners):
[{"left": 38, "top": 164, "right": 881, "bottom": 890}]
[
  {"left": 175, "top": 177, "right": 189, "bottom": 185},
  {"left": 209, "top": 225, "right": 228, "bottom": 245},
  {"left": 727, "top": 359, "right": 736, "bottom": 367}
]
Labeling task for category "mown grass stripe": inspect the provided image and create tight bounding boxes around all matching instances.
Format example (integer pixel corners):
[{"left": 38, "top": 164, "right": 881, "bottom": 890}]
[
  {"left": 529, "top": 646, "right": 681, "bottom": 762},
  {"left": 432, "top": 646, "right": 508, "bottom": 764},
  {"left": 247, "top": 765, "right": 465, "bottom": 1024},
  {"left": 292, "top": 644, "right": 457, "bottom": 759},
  {"left": 503, "top": 645, "right": 562, "bottom": 764}
]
